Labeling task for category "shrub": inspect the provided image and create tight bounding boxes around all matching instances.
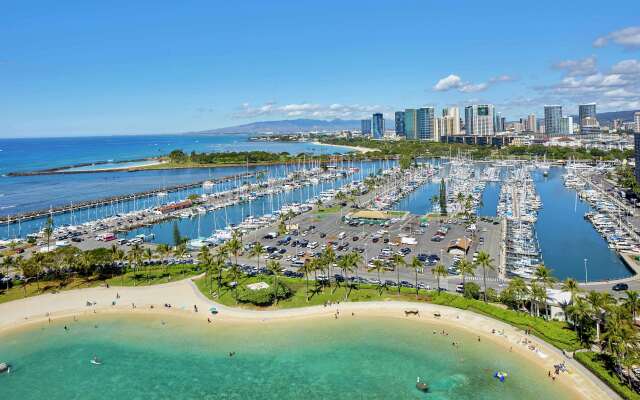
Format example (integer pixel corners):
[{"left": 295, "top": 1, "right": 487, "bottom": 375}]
[
  {"left": 463, "top": 282, "right": 480, "bottom": 299},
  {"left": 237, "top": 281, "right": 291, "bottom": 306}
]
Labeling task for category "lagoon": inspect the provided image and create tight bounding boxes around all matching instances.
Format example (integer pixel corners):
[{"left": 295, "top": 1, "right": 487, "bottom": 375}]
[{"left": 0, "top": 313, "right": 574, "bottom": 400}]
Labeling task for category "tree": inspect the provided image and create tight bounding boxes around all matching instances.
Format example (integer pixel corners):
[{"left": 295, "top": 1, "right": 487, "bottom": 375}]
[
  {"left": 475, "top": 251, "right": 495, "bottom": 302},
  {"left": 506, "top": 277, "right": 529, "bottom": 312},
  {"left": 534, "top": 264, "right": 557, "bottom": 318},
  {"left": 322, "top": 246, "right": 336, "bottom": 291},
  {"left": 369, "top": 259, "right": 385, "bottom": 294},
  {"left": 561, "top": 278, "right": 580, "bottom": 304},
  {"left": 172, "top": 222, "right": 183, "bottom": 246},
  {"left": 300, "top": 259, "right": 315, "bottom": 301},
  {"left": 410, "top": 256, "right": 422, "bottom": 298},
  {"left": 143, "top": 247, "right": 154, "bottom": 283},
  {"left": 439, "top": 178, "right": 447, "bottom": 215},
  {"left": 463, "top": 282, "right": 481, "bottom": 299},
  {"left": 2, "top": 256, "right": 14, "bottom": 290},
  {"left": 432, "top": 263, "right": 447, "bottom": 292},
  {"left": 529, "top": 282, "right": 546, "bottom": 317},
  {"left": 267, "top": 260, "right": 282, "bottom": 304},
  {"left": 392, "top": 253, "right": 405, "bottom": 295},
  {"left": 399, "top": 154, "right": 412, "bottom": 170},
  {"left": 43, "top": 216, "right": 54, "bottom": 251},
  {"left": 457, "top": 258, "right": 476, "bottom": 288},
  {"left": 226, "top": 233, "right": 242, "bottom": 268},
  {"left": 622, "top": 290, "right": 640, "bottom": 321},
  {"left": 587, "top": 291, "right": 614, "bottom": 343},
  {"left": 566, "top": 296, "right": 591, "bottom": 340},
  {"left": 251, "top": 242, "right": 266, "bottom": 271}
]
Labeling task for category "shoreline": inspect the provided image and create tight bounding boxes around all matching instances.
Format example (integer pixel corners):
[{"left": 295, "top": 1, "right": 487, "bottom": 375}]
[
  {"left": 311, "top": 141, "right": 375, "bottom": 153},
  {"left": 0, "top": 278, "right": 617, "bottom": 399}
]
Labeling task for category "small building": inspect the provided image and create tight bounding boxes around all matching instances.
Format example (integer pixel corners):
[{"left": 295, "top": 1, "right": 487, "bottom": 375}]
[
  {"left": 347, "top": 210, "right": 392, "bottom": 225},
  {"left": 544, "top": 289, "right": 572, "bottom": 321},
  {"left": 447, "top": 237, "right": 472, "bottom": 255}
]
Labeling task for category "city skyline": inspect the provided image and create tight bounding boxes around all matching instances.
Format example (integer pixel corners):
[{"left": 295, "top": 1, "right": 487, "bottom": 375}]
[{"left": 1, "top": 0, "right": 639, "bottom": 138}]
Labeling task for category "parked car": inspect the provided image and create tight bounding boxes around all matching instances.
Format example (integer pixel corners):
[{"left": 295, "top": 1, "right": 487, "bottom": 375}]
[{"left": 613, "top": 283, "right": 629, "bottom": 291}]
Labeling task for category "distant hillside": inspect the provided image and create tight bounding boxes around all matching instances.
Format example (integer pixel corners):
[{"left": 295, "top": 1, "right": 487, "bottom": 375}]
[
  {"left": 570, "top": 110, "right": 639, "bottom": 125},
  {"left": 194, "top": 119, "right": 363, "bottom": 134}
]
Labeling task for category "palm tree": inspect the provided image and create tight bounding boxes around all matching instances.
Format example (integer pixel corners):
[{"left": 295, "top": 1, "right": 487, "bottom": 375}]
[
  {"left": 2, "top": 256, "right": 13, "bottom": 290},
  {"left": 156, "top": 243, "right": 171, "bottom": 272},
  {"left": 228, "top": 261, "right": 241, "bottom": 303},
  {"left": 410, "top": 256, "right": 422, "bottom": 298},
  {"left": 226, "top": 233, "right": 242, "bottom": 268},
  {"left": 622, "top": 290, "right": 640, "bottom": 321},
  {"left": 534, "top": 264, "right": 557, "bottom": 318},
  {"left": 392, "top": 253, "right": 405, "bottom": 295},
  {"left": 251, "top": 242, "right": 265, "bottom": 270},
  {"left": 267, "top": 260, "right": 281, "bottom": 304},
  {"left": 43, "top": 216, "right": 54, "bottom": 251},
  {"left": 337, "top": 255, "right": 354, "bottom": 298},
  {"left": 322, "top": 246, "right": 336, "bottom": 291},
  {"left": 348, "top": 251, "right": 363, "bottom": 290},
  {"left": 457, "top": 258, "right": 476, "bottom": 288},
  {"left": 143, "top": 247, "right": 154, "bottom": 283},
  {"left": 561, "top": 277, "right": 580, "bottom": 304},
  {"left": 301, "top": 259, "right": 315, "bottom": 301},
  {"left": 587, "top": 290, "right": 614, "bottom": 343},
  {"left": 506, "top": 277, "right": 528, "bottom": 311},
  {"left": 369, "top": 259, "right": 385, "bottom": 294},
  {"left": 432, "top": 263, "right": 447, "bottom": 292},
  {"left": 211, "top": 255, "right": 225, "bottom": 298},
  {"left": 475, "top": 251, "right": 495, "bottom": 302},
  {"left": 566, "top": 296, "right": 591, "bottom": 339},
  {"left": 529, "top": 282, "right": 546, "bottom": 317}
]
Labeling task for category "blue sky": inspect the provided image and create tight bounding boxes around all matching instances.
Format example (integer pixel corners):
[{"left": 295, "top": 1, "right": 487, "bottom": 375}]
[{"left": 1, "top": 0, "right": 639, "bottom": 137}]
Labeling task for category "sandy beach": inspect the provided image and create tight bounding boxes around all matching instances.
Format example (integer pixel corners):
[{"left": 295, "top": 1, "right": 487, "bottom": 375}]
[{"left": 0, "top": 277, "right": 617, "bottom": 399}]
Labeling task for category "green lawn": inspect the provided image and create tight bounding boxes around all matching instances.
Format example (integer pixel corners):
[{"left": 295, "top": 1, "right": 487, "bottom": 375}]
[
  {"left": 0, "top": 265, "right": 202, "bottom": 305},
  {"left": 575, "top": 351, "right": 640, "bottom": 400},
  {"left": 194, "top": 273, "right": 581, "bottom": 351},
  {"left": 313, "top": 205, "right": 341, "bottom": 214}
]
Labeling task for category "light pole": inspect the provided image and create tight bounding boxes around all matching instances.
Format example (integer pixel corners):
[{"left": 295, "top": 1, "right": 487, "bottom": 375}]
[{"left": 584, "top": 258, "right": 588, "bottom": 284}]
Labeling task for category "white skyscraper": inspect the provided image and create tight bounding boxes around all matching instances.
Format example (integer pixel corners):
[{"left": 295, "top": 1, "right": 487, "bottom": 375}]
[
  {"left": 464, "top": 104, "right": 495, "bottom": 136},
  {"left": 442, "top": 107, "right": 460, "bottom": 135},
  {"left": 635, "top": 112, "right": 640, "bottom": 132}
]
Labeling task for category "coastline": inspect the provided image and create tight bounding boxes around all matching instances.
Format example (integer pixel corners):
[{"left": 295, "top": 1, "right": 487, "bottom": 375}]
[
  {"left": 0, "top": 278, "right": 617, "bottom": 400},
  {"left": 312, "top": 141, "right": 375, "bottom": 154}
]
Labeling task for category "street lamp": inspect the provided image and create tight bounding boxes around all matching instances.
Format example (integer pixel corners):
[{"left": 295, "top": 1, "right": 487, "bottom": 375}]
[{"left": 584, "top": 258, "right": 588, "bottom": 284}]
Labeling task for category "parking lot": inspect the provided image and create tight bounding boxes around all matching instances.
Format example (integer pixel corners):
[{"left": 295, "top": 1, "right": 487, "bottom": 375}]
[{"left": 237, "top": 203, "right": 504, "bottom": 291}]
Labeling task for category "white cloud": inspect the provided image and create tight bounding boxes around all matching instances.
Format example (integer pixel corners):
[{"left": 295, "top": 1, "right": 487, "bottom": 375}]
[
  {"left": 553, "top": 56, "right": 598, "bottom": 76},
  {"left": 593, "top": 26, "right": 640, "bottom": 49},
  {"left": 233, "top": 102, "right": 391, "bottom": 119},
  {"left": 611, "top": 59, "right": 640, "bottom": 75},
  {"left": 432, "top": 74, "right": 513, "bottom": 93},
  {"left": 460, "top": 83, "right": 488, "bottom": 93},
  {"left": 433, "top": 74, "right": 462, "bottom": 91}
]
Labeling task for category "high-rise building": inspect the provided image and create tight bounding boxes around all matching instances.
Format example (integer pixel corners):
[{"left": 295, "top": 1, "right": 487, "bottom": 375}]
[
  {"left": 464, "top": 104, "right": 495, "bottom": 136},
  {"left": 635, "top": 132, "right": 640, "bottom": 184},
  {"left": 404, "top": 109, "right": 417, "bottom": 139},
  {"left": 635, "top": 112, "right": 640, "bottom": 132},
  {"left": 417, "top": 107, "right": 435, "bottom": 140},
  {"left": 527, "top": 114, "right": 537, "bottom": 133},
  {"left": 560, "top": 116, "right": 573, "bottom": 135},
  {"left": 495, "top": 112, "right": 504, "bottom": 133},
  {"left": 394, "top": 111, "right": 405, "bottom": 137},
  {"left": 578, "top": 103, "right": 597, "bottom": 128},
  {"left": 442, "top": 107, "right": 460, "bottom": 135},
  {"left": 544, "top": 105, "right": 563, "bottom": 135},
  {"left": 372, "top": 113, "right": 384, "bottom": 139},
  {"left": 360, "top": 119, "right": 371, "bottom": 135},
  {"left": 500, "top": 117, "right": 506, "bottom": 133}
]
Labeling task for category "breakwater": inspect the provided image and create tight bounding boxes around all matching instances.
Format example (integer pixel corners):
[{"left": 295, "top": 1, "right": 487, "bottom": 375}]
[{"left": 0, "top": 171, "right": 259, "bottom": 225}]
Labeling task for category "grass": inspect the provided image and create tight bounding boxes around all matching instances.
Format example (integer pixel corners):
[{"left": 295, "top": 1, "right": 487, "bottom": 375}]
[
  {"left": 194, "top": 273, "right": 581, "bottom": 351},
  {"left": 194, "top": 273, "right": 428, "bottom": 309},
  {"left": 575, "top": 351, "right": 640, "bottom": 400},
  {"left": 312, "top": 205, "right": 341, "bottom": 214},
  {"left": 0, "top": 265, "right": 202, "bottom": 305}
]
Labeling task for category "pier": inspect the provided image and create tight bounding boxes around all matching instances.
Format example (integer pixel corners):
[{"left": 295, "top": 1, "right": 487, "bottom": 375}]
[{"left": 0, "top": 171, "right": 259, "bottom": 225}]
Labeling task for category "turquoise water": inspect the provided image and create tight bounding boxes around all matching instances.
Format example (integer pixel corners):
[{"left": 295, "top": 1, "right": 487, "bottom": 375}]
[{"left": 0, "top": 314, "right": 573, "bottom": 399}]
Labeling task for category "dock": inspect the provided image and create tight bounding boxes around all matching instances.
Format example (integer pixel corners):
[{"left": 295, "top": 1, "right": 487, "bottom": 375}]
[{"left": 0, "top": 171, "right": 259, "bottom": 225}]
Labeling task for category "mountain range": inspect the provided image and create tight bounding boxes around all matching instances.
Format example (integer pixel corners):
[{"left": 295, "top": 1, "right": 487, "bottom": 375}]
[{"left": 192, "top": 110, "right": 639, "bottom": 135}]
